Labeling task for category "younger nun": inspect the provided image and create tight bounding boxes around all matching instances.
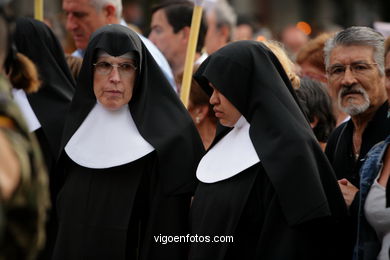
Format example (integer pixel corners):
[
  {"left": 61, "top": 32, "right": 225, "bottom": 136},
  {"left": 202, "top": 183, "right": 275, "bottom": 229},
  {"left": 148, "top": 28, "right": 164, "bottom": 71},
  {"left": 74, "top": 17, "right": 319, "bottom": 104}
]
[{"left": 189, "top": 41, "right": 348, "bottom": 260}]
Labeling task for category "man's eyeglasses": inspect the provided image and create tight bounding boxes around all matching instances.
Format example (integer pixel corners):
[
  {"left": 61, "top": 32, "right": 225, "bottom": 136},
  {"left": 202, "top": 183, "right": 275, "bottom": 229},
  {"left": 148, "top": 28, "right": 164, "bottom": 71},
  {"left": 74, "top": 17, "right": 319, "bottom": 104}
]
[
  {"left": 93, "top": 61, "right": 137, "bottom": 76},
  {"left": 327, "top": 62, "right": 378, "bottom": 80}
]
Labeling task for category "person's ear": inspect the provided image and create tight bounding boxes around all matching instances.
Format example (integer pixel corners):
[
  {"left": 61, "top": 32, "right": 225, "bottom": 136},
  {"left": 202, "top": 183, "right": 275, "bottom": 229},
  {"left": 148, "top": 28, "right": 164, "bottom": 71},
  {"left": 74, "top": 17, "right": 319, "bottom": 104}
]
[
  {"left": 104, "top": 4, "right": 118, "bottom": 24},
  {"left": 310, "top": 116, "right": 319, "bottom": 129},
  {"left": 197, "top": 104, "right": 210, "bottom": 123},
  {"left": 219, "top": 25, "right": 230, "bottom": 42},
  {"left": 180, "top": 26, "right": 191, "bottom": 43}
]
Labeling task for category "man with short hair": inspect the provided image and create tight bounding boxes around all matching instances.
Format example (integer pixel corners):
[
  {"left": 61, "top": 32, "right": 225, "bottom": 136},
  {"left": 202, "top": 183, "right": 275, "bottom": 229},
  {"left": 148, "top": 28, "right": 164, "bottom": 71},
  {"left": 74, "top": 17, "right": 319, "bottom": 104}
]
[
  {"left": 204, "top": 0, "right": 236, "bottom": 55},
  {"left": 63, "top": 0, "right": 175, "bottom": 88},
  {"left": 233, "top": 15, "right": 255, "bottom": 41},
  {"left": 63, "top": 0, "right": 121, "bottom": 56},
  {"left": 324, "top": 26, "right": 390, "bottom": 259},
  {"left": 148, "top": 1, "right": 207, "bottom": 84}
]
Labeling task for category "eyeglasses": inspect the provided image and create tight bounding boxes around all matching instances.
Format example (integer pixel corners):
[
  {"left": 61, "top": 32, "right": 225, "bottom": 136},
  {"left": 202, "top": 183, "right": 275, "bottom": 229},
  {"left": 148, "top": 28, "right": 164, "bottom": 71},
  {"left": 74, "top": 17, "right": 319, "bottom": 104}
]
[
  {"left": 327, "top": 62, "right": 378, "bottom": 80},
  {"left": 93, "top": 61, "right": 137, "bottom": 76}
]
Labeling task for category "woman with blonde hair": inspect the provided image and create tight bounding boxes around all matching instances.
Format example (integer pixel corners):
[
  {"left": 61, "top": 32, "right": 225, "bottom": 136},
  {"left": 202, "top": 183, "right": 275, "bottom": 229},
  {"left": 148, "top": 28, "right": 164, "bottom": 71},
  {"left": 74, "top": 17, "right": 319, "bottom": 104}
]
[{"left": 263, "top": 40, "right": 300, "bottom": 89}]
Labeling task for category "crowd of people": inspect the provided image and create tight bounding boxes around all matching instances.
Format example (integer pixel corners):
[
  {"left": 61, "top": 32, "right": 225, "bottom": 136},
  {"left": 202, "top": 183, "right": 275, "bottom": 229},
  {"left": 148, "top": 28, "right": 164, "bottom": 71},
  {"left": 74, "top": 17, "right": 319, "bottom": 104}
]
[{"left": 0, "top": 0, "right": 389, "bottom": 259}]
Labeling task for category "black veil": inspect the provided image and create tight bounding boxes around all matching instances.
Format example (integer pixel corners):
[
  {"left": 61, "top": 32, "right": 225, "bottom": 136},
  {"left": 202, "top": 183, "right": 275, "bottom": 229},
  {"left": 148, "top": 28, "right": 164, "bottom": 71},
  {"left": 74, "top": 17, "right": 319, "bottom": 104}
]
[
  {"left": 13, "top": 17, "right": 75, "bottom": 157},
  {"left": 194, "top": 40, "right": 347, "bottom": 226},
  {"left": 61, "top": 24, "right": 204, "bottom": 195}
]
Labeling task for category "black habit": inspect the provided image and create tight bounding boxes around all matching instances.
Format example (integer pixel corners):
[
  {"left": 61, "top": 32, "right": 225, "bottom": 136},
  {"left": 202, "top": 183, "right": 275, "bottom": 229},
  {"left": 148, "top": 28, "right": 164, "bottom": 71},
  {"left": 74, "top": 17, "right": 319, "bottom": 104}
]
[
  {"left": 13, "top": 18, "right": 76, "bottom": 259},
  {"left": 190, "top": 40, "right": 348, "bottom": 260},
  {"left": 53, "top": 25, "right": 204, "bottom": 260},
  {"left": 13, "top": 18, "right": 75, "bottom": 165}
]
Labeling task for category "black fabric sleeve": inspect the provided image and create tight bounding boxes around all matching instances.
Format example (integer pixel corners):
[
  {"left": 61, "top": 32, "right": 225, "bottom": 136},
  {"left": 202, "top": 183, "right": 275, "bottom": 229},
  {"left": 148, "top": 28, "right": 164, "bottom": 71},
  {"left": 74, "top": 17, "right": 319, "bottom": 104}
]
[
  {"left": 386, "top": 178, "right": 390, "bottom": 207},
  {"left": 350, "top": 190, "right": 360, "bottom": 217}
]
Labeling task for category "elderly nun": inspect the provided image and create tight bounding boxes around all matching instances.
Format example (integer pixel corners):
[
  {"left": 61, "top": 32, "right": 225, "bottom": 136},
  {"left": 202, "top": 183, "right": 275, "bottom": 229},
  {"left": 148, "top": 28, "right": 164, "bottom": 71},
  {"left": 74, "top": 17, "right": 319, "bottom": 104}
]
[{"left": 53, "top": 24, "right": 204, "bottom": 260}]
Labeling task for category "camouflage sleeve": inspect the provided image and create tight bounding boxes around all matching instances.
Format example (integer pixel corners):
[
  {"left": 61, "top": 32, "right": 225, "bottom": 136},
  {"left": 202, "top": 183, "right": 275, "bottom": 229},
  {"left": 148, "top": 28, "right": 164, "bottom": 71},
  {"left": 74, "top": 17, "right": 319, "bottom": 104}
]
[
  {"left": 0, "top": 127, "right": 21, "bottom": 200},
  {"left": 0, "top": 75, "right": 50, "bottom": 260}
]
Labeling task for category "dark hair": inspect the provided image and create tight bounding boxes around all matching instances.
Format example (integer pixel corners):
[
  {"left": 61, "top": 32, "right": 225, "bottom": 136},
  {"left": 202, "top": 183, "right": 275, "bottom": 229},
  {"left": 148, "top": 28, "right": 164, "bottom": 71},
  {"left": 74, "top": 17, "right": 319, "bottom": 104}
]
[
  {"left": 151, "top": 1, "right": 207, "bottom": 53},
  {"left": 0, "top": 4, "right": 14, "bottom": 68},
  {"left": 236, "top": 15, "right": 256, "bottom": 31},
  {"left": 295, "top": 77, "right": 336, "bottom": 142},
  {"left": 8, "top": 52, "right": 41, "bottom": 93},
  {"left": 189, "top": 76, "right": 216, "bottom": 123},
  {"left": 176, "top": 66, "right": 216, "bottom": 124}
]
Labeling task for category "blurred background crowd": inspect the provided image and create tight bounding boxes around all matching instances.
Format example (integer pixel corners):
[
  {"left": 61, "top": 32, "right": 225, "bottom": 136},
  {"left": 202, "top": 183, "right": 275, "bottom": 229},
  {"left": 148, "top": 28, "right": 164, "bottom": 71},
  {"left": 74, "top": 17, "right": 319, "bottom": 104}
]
[
  {"left": 1, "top": 0, "right": 390, "bottom": 259},
  {"left": 9, "top": 0, "right": 390, "bottom": 57}
]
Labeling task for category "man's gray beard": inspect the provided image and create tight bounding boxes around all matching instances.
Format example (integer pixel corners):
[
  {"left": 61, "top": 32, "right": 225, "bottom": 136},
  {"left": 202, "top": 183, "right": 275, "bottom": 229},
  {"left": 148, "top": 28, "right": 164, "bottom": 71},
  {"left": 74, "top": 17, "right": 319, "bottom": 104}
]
[{"left": 338, "top": 87, "right": 370, "bottom": 116}]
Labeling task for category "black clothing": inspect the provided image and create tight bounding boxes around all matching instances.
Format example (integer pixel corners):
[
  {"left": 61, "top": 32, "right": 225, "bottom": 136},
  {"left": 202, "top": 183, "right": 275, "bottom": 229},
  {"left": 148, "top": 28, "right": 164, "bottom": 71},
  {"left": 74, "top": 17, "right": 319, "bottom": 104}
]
[
  {"left": 325, "top": 101, "right": 390, "bottom": 187},
  {"left": 325, "top": 101, "right": 390, "bottom": 259},
  {"left": 387, "top": 178, "right": 390, "bottom": 207},
  {"left": 54, "top": 154, "right": 154, "bottom": 260},
  {"left": 194, "top": 40, "right": 347, "bottom": 225},
  {"left": 191, "top": 163, "right": 344, "bottom": 260},
  {"left": 13, "top": 18, "right": 75, "bottom": 260},
  {"left": 191, "top": 41, "right": 347, "bottom": 259},
  {"left": 54, "top": 24, "right": 204, "bottom": 260},
  {"left": 60, "top": 24, "right": 203, "bottom": 195},
  {"left": 14, "top": 18, "right": 75, "bottom": 158}
]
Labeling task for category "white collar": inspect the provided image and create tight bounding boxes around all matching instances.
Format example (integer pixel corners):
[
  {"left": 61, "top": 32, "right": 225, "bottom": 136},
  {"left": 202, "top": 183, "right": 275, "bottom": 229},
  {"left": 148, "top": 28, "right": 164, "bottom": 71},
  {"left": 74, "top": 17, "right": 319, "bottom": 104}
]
[
  {"left": 65, "top": 102, "right": 154, "bottom": 169},
  {"left": 196, "top": 116, "right": 260, "bottom": 183},
  {"left": 12, "top": 89, "right": 41, "bottom": 132}
]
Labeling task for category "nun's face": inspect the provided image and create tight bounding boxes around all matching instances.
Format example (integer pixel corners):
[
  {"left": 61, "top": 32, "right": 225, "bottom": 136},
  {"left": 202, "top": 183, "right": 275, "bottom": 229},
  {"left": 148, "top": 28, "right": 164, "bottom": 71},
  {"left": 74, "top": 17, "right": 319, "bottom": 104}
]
[
  {"left": 93, "top": 55, "right": 137, "bottom": 110},
  {"left": 209, "top": 85, "right": 241, "bottom": 127}
]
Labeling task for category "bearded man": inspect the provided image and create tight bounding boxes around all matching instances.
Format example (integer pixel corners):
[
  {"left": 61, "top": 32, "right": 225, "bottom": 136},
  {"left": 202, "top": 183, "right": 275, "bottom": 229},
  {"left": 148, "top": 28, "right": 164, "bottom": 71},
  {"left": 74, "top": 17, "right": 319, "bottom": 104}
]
[{"left": 324, "top": 26, "right": 390, "bottom": 260}]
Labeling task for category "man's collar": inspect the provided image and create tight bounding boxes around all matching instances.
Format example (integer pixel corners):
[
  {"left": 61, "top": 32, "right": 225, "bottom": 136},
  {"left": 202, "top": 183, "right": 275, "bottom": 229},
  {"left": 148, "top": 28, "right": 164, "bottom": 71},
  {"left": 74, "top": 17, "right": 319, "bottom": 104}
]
[
  {"left": 71, "top": 49, "right": 85, "bottom": 58},
  {"left": 347, "top": 101, "right": 389, "bottom": 130}
]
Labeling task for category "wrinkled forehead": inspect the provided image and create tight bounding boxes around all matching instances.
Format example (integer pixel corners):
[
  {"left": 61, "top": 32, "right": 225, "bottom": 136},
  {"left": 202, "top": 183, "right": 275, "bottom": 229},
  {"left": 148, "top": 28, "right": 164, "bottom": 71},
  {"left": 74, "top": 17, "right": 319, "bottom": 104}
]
[{"left": 328, "top": 45, "right": 377, "bottom": 66}]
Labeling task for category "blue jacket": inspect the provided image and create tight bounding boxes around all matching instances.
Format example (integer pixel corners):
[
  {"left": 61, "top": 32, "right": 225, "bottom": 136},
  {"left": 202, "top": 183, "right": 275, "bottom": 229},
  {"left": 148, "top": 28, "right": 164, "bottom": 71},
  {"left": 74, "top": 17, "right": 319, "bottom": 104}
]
[{"left": 354, "top": 135, "right": 390, "bottom": 260}]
